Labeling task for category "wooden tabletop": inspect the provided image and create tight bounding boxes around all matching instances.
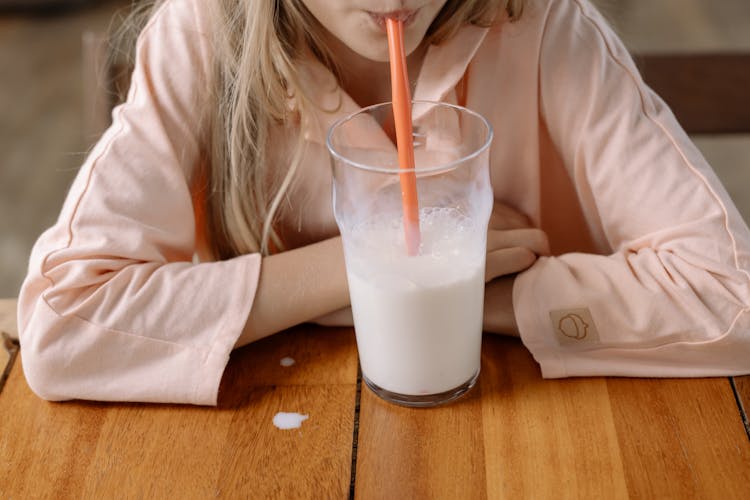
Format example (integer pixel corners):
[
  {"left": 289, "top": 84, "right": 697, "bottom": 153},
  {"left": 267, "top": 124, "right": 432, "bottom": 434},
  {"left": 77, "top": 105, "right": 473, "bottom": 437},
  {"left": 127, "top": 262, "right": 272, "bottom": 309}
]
[{"left": 1, "top": 299, "right": 749, "bottom": 498}]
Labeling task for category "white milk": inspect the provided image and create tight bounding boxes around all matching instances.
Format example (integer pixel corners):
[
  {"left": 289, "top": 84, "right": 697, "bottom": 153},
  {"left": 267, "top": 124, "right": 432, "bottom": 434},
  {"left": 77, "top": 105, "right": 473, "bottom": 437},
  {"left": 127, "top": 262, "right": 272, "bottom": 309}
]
[{"left": 344, "top": 208, "right": 486, "bottom": 396}]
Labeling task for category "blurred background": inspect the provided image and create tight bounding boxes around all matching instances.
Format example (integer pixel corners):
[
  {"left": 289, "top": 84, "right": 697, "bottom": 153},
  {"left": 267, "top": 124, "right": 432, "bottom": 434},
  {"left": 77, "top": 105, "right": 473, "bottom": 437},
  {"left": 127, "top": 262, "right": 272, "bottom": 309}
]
[{"left": 1, "top": 0, "right": 749, "bottom": 298}]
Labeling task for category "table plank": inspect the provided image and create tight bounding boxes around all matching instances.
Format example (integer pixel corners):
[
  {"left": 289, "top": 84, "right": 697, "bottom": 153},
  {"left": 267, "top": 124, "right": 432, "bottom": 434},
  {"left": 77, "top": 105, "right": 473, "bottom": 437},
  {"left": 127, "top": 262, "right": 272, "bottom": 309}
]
[
  {"left": 356, "top": 335, "right": 750, "bottom": 498},
  {"left": 480, "top": 336, "right": 627, "bottom": 499},
  {"left": 355, "top": 380, "right": 487, "bottom": 499},
  {"left": 0, "top": 324, "right": 359, "bottom": 498},
  {"left": 608, "top": 377, "right": 750, "bottom": 498},
  {"left": 0, "top": 299, "right": 19, "bottom": 395},
  {"left": 0, "top": 299, "right": 18, "bottom": 339},
  {"left": 733, "top": 376, "right": 750, "bottom": 436}
]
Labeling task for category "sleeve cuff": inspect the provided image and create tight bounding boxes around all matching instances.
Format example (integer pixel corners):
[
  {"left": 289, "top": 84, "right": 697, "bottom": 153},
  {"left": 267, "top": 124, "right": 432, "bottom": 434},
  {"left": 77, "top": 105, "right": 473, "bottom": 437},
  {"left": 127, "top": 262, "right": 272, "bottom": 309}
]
[
  {"left": 512, "top": 258, "right": 569, "bottom": 378},
  {"left": 193, "top": 252, "right": 262, "bottom": 405}
]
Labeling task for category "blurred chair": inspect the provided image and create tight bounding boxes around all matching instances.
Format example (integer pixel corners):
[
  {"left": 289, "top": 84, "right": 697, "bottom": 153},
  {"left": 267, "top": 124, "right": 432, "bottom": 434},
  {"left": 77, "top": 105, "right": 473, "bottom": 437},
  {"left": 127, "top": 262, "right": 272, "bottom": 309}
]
[{"left": 635, "top": 53, "right": 750, "bottom": 134}]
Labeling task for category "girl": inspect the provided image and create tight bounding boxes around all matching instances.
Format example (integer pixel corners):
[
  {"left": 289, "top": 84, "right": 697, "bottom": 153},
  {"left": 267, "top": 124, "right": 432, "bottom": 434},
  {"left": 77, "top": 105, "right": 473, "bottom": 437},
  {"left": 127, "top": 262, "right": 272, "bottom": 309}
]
[{"left": 18, "top": 0, "right": 750, "bottom": 404}]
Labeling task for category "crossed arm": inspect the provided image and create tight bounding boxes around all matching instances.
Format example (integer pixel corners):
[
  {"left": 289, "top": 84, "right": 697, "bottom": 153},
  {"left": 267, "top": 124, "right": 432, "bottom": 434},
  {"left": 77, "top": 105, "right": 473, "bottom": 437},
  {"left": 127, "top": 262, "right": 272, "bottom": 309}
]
[{"left": 236, "top": 202, "right": 548, "bottom": 348}]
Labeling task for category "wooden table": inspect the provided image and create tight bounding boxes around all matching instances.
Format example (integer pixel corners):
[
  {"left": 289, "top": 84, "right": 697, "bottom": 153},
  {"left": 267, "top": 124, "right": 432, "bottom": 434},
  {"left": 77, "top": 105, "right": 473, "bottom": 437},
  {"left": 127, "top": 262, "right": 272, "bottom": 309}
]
[{"left": 1, "top": 299, "right": 749, "bottom": 498}]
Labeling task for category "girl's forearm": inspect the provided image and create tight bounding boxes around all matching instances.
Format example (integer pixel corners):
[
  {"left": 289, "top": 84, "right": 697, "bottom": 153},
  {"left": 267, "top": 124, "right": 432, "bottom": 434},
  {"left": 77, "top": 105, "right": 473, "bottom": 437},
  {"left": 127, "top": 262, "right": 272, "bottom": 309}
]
[
  {"left": 235, "top": 236, "right": 349, "bottom": 347},
  {"left": 236, "top": 238, "right": 519, "bottom": 348}
]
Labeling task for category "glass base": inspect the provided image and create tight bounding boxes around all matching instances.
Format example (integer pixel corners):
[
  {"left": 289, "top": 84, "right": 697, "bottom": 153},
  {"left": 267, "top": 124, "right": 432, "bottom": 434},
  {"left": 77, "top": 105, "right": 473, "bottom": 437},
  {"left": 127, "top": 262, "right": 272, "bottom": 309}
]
[{"left": 362, "top": 369, "right": 480, "bottom": 408}]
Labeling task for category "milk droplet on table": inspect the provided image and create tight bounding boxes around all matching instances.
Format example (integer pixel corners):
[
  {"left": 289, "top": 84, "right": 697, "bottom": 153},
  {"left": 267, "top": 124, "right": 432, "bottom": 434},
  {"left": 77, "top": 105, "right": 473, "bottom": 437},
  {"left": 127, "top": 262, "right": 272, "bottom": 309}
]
[
  {"left": 273, "top": 412, "right": 309, "bottom": 430},
  {"left": 280, "top": 356, "right": 295, "bottom": 367}
]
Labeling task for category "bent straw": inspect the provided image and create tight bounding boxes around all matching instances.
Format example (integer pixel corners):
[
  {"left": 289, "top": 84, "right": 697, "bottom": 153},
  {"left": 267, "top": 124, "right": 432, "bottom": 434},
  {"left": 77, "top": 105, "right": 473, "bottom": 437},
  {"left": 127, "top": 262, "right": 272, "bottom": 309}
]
[{"left": 386, "top": 18, "right": 421, "bottom": 256}]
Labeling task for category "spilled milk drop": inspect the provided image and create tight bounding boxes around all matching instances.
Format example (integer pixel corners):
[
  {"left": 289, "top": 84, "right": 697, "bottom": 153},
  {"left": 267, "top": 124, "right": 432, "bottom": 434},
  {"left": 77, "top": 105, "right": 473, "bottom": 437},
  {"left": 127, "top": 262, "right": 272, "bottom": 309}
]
[
  {"left": 273, "top": 412, "right": 309, "bottom": 430},
  {"left": 280, "top": 356, "right": 295, "bottom": 367}
]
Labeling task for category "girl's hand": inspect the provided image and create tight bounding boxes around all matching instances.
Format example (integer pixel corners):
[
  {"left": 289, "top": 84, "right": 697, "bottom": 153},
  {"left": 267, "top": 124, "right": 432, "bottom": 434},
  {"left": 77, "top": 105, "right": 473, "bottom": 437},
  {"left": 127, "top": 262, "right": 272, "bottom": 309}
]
[
  {"left": 485, "top": 201, "right": 549, "bottom": 282},
  {"left": 483, "top": 202, "right": 548, "bottom": 336}
]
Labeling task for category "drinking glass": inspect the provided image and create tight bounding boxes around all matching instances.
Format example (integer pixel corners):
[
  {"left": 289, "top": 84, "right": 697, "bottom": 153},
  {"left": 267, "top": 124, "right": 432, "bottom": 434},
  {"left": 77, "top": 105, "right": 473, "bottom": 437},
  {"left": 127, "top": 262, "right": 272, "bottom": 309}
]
[{"left": 327, "top": 101, "right": 493, "bottom": 407}]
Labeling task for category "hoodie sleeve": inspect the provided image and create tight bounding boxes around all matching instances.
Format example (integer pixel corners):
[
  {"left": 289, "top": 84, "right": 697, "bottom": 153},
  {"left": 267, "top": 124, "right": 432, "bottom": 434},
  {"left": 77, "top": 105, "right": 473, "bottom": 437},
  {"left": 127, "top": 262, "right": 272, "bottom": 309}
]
[
  {"left": 513, "top": 0, "right": 750, "bottom": 377},
  {"left": 17, "top": 0, "right": 260, "bottom": 405}
]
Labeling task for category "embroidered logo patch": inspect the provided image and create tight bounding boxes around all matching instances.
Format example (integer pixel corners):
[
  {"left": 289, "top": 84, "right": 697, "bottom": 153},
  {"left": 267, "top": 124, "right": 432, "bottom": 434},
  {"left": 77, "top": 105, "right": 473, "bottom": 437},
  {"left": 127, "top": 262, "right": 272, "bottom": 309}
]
[{"left": 549, "top": 308, "right": 600, "bottom": 345}]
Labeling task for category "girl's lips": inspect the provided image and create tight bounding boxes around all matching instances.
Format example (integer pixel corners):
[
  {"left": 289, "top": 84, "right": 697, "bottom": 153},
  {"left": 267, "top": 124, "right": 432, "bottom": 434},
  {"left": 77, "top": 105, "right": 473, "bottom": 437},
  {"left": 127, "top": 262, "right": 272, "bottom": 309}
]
[{"left": 367, "top": 9, "right": 419, "bottom": 31}]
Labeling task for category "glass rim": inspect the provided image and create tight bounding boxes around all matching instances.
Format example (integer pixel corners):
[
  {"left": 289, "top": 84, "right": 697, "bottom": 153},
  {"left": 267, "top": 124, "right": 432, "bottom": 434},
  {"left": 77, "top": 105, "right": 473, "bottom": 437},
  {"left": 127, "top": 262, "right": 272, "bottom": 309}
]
[{"left": 326, "top": 100, "right": 493, "bottom": 175}]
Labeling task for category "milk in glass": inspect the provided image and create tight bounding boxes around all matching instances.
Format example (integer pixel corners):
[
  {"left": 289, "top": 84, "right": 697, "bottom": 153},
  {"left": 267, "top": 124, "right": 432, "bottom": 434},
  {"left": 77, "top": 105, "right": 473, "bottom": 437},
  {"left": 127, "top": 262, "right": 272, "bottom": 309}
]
[{"left": 328, "top": 101, "right": 493, "bottom": 406}]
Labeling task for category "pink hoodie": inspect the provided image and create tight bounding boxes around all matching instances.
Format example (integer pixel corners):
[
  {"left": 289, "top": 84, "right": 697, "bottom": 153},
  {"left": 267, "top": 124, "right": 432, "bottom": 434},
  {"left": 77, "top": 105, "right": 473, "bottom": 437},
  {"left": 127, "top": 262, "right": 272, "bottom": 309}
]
[{"left": 18, "top": 0, "right": 750, "bottom": 404}]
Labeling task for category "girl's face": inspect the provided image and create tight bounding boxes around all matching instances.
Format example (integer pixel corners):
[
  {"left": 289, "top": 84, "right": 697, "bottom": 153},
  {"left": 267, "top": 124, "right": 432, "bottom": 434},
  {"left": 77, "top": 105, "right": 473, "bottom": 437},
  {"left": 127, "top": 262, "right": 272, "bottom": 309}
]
[{"left": 299, "top": 1, "right": 449, "bottom": 62}]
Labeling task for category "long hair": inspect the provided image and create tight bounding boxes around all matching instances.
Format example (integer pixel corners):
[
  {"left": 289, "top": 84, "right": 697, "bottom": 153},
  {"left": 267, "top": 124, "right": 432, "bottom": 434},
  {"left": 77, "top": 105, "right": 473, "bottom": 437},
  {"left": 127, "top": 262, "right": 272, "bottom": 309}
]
[{"left": 114, "top": 0, "right": 524, "bottom": 259}]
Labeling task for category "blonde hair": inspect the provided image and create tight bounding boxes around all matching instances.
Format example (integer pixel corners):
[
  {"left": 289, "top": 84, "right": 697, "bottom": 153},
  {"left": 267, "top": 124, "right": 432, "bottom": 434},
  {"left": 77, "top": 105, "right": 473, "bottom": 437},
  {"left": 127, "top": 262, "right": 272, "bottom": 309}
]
[{"left": 115, "top": 0, "right": 524, "bottom": 259}]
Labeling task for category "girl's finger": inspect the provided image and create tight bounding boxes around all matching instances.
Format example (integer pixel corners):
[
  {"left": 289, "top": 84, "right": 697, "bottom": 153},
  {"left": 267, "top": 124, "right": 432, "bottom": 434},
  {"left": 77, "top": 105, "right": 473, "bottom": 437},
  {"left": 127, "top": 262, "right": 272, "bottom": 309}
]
[
  {"left": 485, "top": 247, "right": 537, "bottom": 282},
  {"left": 487, "top": 228, "right": 550, "bottom": 256}
]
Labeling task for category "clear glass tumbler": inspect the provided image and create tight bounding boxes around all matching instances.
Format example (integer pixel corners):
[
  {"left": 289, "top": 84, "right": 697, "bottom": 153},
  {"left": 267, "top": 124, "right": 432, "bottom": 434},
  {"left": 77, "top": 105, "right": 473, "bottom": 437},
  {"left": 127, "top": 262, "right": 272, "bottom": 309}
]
[{"left": 327, "top": 101, "right": 493, "bottom": 407}]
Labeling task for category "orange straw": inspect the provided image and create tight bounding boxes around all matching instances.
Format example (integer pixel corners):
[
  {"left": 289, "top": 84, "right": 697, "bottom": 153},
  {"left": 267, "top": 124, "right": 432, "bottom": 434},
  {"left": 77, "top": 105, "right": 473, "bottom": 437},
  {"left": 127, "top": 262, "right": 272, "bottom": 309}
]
[{"left": 386, "top": 18, "right": 421, "bottom": 256}]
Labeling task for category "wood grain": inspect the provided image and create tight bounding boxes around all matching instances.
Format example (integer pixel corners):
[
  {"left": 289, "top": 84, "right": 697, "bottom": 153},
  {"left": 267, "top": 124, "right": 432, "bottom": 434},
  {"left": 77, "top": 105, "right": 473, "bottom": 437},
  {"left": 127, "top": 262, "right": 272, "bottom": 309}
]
[
  {"left": 733, "top": 376, "right": 750, "bottom": 430},
  {"left": 355, "top": 377, "right": 487, "bottom": 500},
  {"left": 732, "top": 374, "right": 750, "bottom": 449},
  {"left": 356, "top": 335, "right": 750, "bottom": 498},
  {"left": 0, "top": 324, "right": 359, "bottom": 498},
  {"left": 480, "top": 336, "right": 627, "bottom": 499},
  {"left": 0, "top": 299, "right": 18, "bottom": 394},
  {"left": 0, "top": 298, "right": 18, "bottom": 339},
  {"left": 0, "top": 346, "right": 9, "bottom": 385},
  {"left": 608, "top": 377, "right": 750, "bottom": 498}
]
